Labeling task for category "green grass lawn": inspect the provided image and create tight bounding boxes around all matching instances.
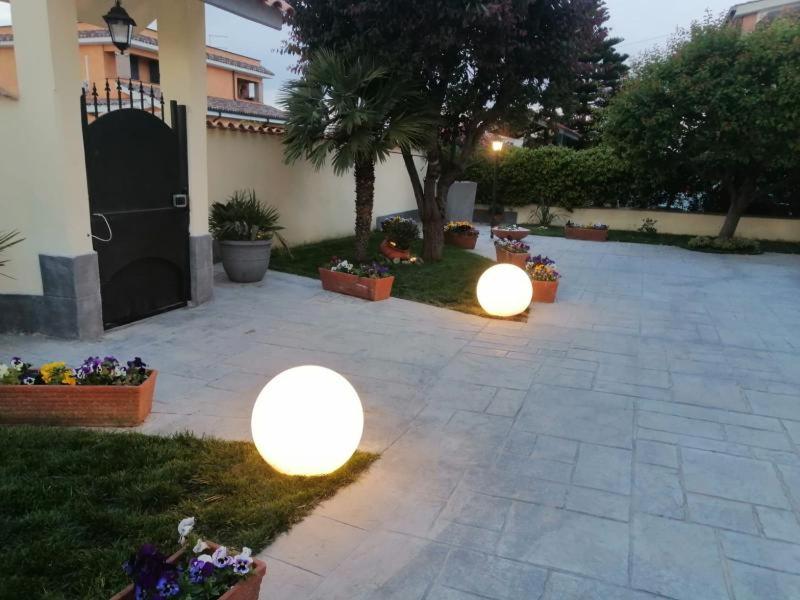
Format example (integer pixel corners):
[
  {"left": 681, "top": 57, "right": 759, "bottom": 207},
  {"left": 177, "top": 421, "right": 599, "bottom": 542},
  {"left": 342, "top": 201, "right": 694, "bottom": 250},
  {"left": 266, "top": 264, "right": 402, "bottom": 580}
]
[
  {"left": 522, "top": 224, "right": 800, "bottom": 254},
  {"left": 271, "top": 231, "right": 496, "bottom": 316},
  {"left": 0, "top": 426, "right": 376, "bottom": 599}
]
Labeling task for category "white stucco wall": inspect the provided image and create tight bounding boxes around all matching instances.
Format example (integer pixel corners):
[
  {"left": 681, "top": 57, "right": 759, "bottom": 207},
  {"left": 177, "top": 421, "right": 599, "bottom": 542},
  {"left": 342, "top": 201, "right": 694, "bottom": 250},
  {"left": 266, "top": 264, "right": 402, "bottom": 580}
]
[{"left": 206, "top": 129, "right": 423, "bottom": 245}]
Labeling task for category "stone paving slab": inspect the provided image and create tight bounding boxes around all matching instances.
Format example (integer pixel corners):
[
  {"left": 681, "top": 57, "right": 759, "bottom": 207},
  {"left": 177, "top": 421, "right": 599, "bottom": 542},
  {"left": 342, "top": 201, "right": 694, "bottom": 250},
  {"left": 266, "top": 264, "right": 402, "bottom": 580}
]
[{"left": 3, "top": 227, "right": 800, "bottom": 599}]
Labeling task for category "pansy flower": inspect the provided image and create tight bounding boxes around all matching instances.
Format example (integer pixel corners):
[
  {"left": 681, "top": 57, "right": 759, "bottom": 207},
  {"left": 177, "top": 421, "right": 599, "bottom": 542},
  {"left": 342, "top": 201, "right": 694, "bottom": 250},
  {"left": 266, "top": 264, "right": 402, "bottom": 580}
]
[
  {"left": 232, "top": 547, "right": 253, "bottom": 575},
  {"left": 10, "top": 357, "right": 23, "bottom": 369},
  {"left": 188, "top": 557, "right": 214, "bottom": 583},
  {"left": 22, "top": 375, "right": 36, "bottom": 385},
  {"left": 212, "top": 545, "right": 233, "bottom": 568},
  {"left": 155, "top": 571, "right": 180, "bottom": 598}
]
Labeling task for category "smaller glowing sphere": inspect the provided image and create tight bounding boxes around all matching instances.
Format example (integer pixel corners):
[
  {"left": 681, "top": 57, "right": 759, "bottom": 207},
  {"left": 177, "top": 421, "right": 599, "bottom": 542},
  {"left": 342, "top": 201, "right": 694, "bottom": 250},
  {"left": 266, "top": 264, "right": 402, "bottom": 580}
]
[
  {"left": 491, "top": 140, "right": 504, "bottom": 152},
  {"left": 251, "top": 366, "right": 364, "bottom": 476},
  {"left": 477, "top": 264, "right": 533, "bottom": 317}
]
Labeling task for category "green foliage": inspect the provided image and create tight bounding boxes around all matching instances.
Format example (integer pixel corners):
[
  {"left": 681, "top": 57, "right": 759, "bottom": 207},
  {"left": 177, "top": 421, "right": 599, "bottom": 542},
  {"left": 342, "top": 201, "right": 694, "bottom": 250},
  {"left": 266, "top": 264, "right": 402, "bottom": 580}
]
[
  {"left": 281, "top": 50, "right": 436, "bottom": 175},
  {"left": 380, "top": 216, "right": 419, "bottom": 251},
  {"left": 465, "top": 145, "right": 632, "bottom": 209},
  {"left": 687, "top": 236, "right": 762, "bottom": 254},
  {"left": 0, "top": 426, "right": 376, "bottom": 599},
  {"left": 0, "top": 229, "right": 24, "bottom": 278},
  {"left": 603, "top": 17, "right": 800, "bottom": 232},
  {"left": 209, "top": 190, "right": 284, "bottom": 243},
  {"left": 638, "top": 218, "right": 658, "bottom": 234}
]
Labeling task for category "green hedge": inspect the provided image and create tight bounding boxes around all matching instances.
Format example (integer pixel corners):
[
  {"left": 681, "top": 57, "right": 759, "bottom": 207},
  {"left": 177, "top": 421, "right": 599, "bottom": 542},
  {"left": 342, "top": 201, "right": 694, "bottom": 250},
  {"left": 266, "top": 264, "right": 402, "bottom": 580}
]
[{"left": 464, "top": 145, "right": 635, "bottom": 209}]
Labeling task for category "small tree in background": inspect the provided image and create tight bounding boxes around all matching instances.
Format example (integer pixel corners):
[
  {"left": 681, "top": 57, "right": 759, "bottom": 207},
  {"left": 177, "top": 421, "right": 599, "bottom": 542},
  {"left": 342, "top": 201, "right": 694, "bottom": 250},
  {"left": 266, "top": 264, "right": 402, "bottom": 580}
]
[
  {"left": 281, "top": 50, "right": 435, "bottom": 262},
  {"left": 604, "top": 17, "right": 800, "bottom": 238},
  {"left": 287, "top": 0, "right": 605, "bottom": 261}
]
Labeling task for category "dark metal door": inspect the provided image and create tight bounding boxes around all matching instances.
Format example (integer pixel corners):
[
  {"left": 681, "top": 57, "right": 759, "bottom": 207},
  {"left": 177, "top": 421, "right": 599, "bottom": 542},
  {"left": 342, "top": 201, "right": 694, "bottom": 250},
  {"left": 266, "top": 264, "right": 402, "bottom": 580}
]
[{"left": 82, "top": 98, "right": 190, "bottom": 329}]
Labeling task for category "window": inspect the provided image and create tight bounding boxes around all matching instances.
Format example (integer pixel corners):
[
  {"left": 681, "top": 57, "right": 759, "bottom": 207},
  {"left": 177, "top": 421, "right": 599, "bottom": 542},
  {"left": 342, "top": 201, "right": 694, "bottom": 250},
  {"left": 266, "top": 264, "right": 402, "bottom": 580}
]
[
  {"left": 129, "top": 55, "right": 140, "bottom": 80},
  {"left": 237, "top": 78, "right": 258, "bottom": 101},
  {"left": 149, "top": 60, "right": 160, "bottom": 85}
]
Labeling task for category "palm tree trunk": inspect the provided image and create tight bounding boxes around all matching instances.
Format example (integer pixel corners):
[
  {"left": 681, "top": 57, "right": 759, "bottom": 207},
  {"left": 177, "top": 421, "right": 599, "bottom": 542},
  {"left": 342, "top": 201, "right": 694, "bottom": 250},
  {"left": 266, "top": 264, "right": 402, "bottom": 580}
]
[{"left": 354, "top": 159, "right": 376, "bottom": 262}]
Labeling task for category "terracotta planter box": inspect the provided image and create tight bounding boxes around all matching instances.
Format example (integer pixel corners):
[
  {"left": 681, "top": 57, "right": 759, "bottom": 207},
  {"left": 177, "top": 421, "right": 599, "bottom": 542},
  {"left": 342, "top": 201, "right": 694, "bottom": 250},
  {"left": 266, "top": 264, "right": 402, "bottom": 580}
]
[
  {"left": 565, "top": 226, "right": 608, "bottom": 242},
  {"left": 379, "top": 238, "right": 411, "bottom": 261},
  {"left": 492, "top": 227, "right": 530, "bottom": 241},
  {"left": 495, "top": 247, "right": 529, "bottom": 268},
  {"left": 0, "top": 370, "right": 157, "bottom": 427},
  {"left": 318, "top": 268, "right": 394, "bottom": 301},
  {"left": 110, "top": 543, "right": 267, "bottom": 600},
  {"left": 533, "top": 280, "right": 559, "bottom": 303},
  {"left": 444, "top": 230, "right": 479, "bottom": 249}
]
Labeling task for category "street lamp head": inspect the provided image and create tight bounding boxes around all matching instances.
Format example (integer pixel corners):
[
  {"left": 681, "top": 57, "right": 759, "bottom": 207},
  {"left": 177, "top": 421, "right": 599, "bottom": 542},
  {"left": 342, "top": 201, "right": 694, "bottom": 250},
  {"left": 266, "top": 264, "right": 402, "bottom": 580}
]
[
  {"left": 103, "top": 1, "right": 137, "bottom": 54},
  {"left": 491, "top": 140, "right": 504, "bottom": 152}
]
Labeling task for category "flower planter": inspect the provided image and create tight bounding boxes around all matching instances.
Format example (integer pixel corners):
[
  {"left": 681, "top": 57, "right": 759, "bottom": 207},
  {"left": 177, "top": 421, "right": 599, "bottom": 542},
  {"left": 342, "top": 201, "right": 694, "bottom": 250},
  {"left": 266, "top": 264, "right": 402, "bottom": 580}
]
[
  {"left": 0, "top": 370, "right": 157, "bottom": 427},
  {"left": 318, "top": 268, "right": 394, "bottom": 301},
  {"left": 444, "top": 231, "right": 479, "bottom": 249},
  {"left": 532, "top": 280, "right": 559, "bottom": 303},
  {"left": 219, "top": 239, "right": 273, "bottom": 283},
  {"left": 110, "top": 543, "right": 267, "bottom": 600},
  {"left": 564, "top": 226, "right": 608, "bottom": 242},
  {"left": 495, "top": 247, "right": 528, "bottom": 268},
  {"left": 379, "top": 238, "right": 411, "bottom": 261},
  {"left": 492, "top": 227, "right": 530, "bottom": 241}
]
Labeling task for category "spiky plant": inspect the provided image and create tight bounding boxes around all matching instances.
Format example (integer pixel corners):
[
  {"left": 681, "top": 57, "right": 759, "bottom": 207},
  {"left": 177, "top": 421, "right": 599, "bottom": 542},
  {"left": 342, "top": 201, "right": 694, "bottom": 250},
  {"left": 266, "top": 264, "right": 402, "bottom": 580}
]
[
  {"left": 209, "top": 190, "right": 288, "bottom": 250},
  {"left": 281, "top": 50, "right": 437, "bottom": 262},
  {"left": 0, "top": 230, "right": 24, "bottom": 279}
]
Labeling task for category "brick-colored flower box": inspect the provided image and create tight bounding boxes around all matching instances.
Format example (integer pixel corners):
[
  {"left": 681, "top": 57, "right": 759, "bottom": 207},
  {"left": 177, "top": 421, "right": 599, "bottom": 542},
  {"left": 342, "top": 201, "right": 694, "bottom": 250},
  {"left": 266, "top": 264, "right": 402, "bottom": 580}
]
[
  {"left": 495, "top": 247, "right": 528, "bottom": 268},
  {"left": 492, "top": 227, "right": 530, "bottom": 241},
  {"left": 0, "top": 370, "right": 157, "bottom": 427},
  {"left": 379, "top": 238, "right": 411, "bottom": 261},
  {"left": 444, "top": 230, "right": 479, "bottom": 249},
  {"left": 318, "top": 268, "right": 394, "bottom": 301},
  {"left": 110, "top": 543, "right": 267, "bottom": 600},
  {"left": 565, "top": 225, "right": 608, "bottom": 242},
  {"left": 532, "top": 280, "right": 559, "bottom": 303}
]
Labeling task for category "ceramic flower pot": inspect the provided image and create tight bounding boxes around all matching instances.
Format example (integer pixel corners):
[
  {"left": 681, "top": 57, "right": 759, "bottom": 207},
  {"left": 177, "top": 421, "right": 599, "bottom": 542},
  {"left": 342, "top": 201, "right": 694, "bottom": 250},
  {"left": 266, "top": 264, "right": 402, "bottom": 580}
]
[
  {"left": 492, "top": 227, "right": 530, "bottom": 241},
  {"left": 564, "top": 226, "right": 608, "bottom": 241},
  {"left": 0, "top": 370, "right": 157, "bottom": 427},
  {"left": 219, "top": 239, "right": 273, "bottom": 283},
  {"left": 318, "top": 268, "right": 394, "bottom": 301},
  {"left": 379, "top": 238, "right": 411, "bottom": 261},
  {"left": 495, "top": 247, "right": 528, "bottom": 268},
  {"left": 444, "top": 231, "right": 479, "bottom": 249},
  {"left": 532, "top": 280, "right": 559, "bottom": 303},
  {"left": 110, "top": 543, "right": 267, "bottom": 600}
]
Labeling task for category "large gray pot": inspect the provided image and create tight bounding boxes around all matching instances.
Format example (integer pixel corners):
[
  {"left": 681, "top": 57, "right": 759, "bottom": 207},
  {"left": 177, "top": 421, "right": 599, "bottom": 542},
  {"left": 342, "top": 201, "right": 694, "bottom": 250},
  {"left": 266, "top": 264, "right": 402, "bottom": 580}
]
[{"left": 219, "top": 239, "right": 272, "bottom": 283}]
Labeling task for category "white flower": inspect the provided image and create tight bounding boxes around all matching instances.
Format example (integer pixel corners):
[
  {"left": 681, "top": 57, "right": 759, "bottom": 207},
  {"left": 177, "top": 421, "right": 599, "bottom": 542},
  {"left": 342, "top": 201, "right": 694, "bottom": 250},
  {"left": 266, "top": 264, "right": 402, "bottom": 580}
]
[
  {"left": 239, "top": 547, "right": 252, "bottom": 560},
  {"left": 197, "top": 554, "right": 213, "bottom": 564},
  {"left": 178, "top": 516, "right": 195, "bottom": 544},
  {"left": 193, "top": 538, "right": 209, "bottom": 554},
  {"left": 0, "top": 364, "right": 8, "bottom": 378},
  {"left": 212, "top": 545, "right": 232, "bottom": 567}
]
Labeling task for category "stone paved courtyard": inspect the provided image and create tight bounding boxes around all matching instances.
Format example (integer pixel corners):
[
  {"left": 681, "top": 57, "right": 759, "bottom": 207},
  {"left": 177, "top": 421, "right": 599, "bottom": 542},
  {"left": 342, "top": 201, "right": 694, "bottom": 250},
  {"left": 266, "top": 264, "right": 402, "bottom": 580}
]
[{"left": 3, "top": 230, "right": 800, "bottom": 599}]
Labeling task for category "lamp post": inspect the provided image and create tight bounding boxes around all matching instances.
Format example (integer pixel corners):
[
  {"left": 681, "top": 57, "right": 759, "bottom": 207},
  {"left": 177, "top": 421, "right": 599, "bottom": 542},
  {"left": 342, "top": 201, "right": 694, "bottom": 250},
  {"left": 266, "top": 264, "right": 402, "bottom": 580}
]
[
  {"left": 103, "top": 1, "right": 136, "bottom": 54},
  {"left": 490, "top": 140, "right": 504, "bottom": 238}
]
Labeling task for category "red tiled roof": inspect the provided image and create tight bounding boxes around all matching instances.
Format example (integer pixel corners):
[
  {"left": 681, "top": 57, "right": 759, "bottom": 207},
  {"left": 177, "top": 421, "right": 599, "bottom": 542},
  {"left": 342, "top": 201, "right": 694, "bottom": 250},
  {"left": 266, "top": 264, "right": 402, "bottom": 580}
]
[
  {"left": 264, "top": 0, "right": 294, "bottom": 15},
  {"left": 206, "top": 117, "right": 285, "bottom": 135}
]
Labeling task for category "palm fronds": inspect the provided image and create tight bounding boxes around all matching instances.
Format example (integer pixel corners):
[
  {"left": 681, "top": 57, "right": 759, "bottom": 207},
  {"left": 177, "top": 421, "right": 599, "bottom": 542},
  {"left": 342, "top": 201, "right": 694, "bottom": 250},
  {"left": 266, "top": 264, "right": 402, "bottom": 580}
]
[
  {"left": 0, "top": 230, "right": 24, "bottom": 279},
  {"left": 209, "top": 190, "right": 289, "bottom": 253}
]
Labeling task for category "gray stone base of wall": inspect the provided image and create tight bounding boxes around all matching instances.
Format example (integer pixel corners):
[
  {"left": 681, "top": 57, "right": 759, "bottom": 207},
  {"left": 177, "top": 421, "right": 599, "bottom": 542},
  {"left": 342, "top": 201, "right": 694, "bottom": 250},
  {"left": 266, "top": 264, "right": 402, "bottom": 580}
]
[
  {"left": 0, "top": 253, "right": 103, "bottom": 339},
  {"left": 190, "top": 234, "right": 214, "bottom": 305}
]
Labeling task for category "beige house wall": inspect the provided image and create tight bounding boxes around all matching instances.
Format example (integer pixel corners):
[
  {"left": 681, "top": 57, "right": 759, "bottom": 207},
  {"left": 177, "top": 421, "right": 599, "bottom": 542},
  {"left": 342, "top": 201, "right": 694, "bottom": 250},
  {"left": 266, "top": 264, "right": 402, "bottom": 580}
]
[
  {"left": 515, "top": 205, "right": 800, "bottom": 241},
  {"left": 206, "top": 130, "right": 422, "bottom": 245}
]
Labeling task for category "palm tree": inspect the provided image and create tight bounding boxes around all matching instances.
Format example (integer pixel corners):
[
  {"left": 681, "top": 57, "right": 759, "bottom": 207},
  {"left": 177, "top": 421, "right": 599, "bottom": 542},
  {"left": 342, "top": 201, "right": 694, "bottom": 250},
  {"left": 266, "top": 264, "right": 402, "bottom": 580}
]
[{"left": 282, "top": 50, "right": 436, "bottom": 262}]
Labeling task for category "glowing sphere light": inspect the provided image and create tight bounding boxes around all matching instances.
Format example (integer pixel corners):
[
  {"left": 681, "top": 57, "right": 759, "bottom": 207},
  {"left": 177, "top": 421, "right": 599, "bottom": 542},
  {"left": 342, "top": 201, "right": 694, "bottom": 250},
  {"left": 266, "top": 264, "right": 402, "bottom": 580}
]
[
  {"left": 251, "top": 366, "right": 364, "bottom": 476},
  {"left": 477, "top": 264, "right": 533, "bottom": 317}
]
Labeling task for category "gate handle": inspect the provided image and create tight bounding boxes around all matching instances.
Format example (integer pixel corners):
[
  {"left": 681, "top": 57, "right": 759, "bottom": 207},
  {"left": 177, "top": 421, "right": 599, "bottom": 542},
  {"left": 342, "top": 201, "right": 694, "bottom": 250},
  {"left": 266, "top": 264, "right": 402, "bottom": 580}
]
[{"left": 90, "top": 213, "right": 113, "bottom": 243}]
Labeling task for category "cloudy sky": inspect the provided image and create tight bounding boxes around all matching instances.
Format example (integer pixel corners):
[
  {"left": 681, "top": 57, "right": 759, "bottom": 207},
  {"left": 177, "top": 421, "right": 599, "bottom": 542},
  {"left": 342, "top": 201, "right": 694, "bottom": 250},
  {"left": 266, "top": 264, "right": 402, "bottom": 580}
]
[{"left": 0, "top": 0, "right": 736, "bottom": 106}]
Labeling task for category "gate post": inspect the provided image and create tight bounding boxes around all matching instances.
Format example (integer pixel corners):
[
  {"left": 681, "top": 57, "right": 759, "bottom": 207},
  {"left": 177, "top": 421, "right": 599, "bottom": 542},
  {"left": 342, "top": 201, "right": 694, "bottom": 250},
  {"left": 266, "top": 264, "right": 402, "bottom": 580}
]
[{"left": 157, "top": 0, "right": 213, "bottom": 306}]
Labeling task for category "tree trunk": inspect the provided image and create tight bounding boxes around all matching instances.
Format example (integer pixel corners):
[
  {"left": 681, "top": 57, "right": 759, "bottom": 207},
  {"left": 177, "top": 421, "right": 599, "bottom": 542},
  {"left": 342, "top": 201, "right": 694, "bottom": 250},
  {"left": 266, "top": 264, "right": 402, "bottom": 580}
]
[
  {"left": 353, "top": 159, "right": 376, "bottom": 262},
  {"left": 718, "top": 181, "right": 754, "bottom": 239}
]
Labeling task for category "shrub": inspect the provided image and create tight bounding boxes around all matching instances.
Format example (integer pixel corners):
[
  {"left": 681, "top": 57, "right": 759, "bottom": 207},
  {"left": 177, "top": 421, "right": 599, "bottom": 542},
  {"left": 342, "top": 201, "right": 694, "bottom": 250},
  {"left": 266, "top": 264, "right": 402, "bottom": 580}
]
[
  {"left": 638, "top": 218, "right": 658, "bottom": 234},
  {"left": 380, "top": 216, "right": 419, "bottom": 250},
  {"left": 210, "top": 190, "right": 284, "bottom": 242},
  {"left": 687, "top": 236, "right": 762, "bottom": 254}
]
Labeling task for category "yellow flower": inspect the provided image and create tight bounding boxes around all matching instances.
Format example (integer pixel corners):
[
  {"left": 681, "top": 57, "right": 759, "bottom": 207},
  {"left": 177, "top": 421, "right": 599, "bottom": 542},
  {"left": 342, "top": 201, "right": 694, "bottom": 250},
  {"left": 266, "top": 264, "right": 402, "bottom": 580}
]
[{"left": 39, "top": 361, "right": 74, "bottom": 385}]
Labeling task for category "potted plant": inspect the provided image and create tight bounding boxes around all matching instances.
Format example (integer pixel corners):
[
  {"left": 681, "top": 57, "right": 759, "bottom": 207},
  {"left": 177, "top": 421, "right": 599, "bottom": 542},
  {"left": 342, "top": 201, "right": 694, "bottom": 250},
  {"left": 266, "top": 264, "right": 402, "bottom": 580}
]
[
  {"left": 0, "top": 356, "right": 156, "bottom": 426},
  {"left": 318, "top": 257, "right": 395, "bottom": 301},
  {"left": 443, "top": 221, "right": 480, "bottom": 249},
  {"left": 526, "top": 255, "right": 561, "bottom": 303},
  {"left": 494, "top": 238, "right": 530, "bottom": 268},
  {"left": 209, "top": 190, "right": 286, "bottom": 283},
  {"left": 564, "top": 220, "right": 609, "bottom": 242},
  {"left": 379, "top": 216, "right": 419, "bottom": 261},
  {"left": 112, "top": 517, "right": 266, "bottom": 600},
  {"left": 492, "top": 224, "right": 530, "bottom": 241}
]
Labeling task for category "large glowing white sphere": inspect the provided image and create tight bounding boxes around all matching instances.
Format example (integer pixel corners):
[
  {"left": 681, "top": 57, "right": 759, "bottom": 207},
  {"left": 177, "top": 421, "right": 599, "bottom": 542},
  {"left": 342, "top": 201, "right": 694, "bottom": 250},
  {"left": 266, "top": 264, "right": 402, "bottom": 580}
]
[
  {"left": 251, "top": 366, "right": 364, "bottom": 476},
  {"left": 477, "top": 264, "right": 533, "bottom": 317}
]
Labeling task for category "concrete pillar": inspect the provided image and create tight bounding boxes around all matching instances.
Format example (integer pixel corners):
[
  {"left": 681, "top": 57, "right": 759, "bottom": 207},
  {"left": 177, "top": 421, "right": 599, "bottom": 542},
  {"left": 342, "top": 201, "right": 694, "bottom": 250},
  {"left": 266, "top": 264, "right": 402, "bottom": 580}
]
[
  {"left": 0, "top": 0, "right": 102, "bottom": 338},
  {"left": 158, "top": 0, "right": 213, "bottom": 304}
]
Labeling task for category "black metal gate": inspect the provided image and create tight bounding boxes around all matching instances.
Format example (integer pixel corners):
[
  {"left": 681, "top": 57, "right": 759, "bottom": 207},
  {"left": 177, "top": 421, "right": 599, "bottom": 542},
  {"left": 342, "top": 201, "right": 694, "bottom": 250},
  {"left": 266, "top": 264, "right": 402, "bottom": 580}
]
[{"left": 81, "top": 81, "right": 190, "bottom": 329}]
